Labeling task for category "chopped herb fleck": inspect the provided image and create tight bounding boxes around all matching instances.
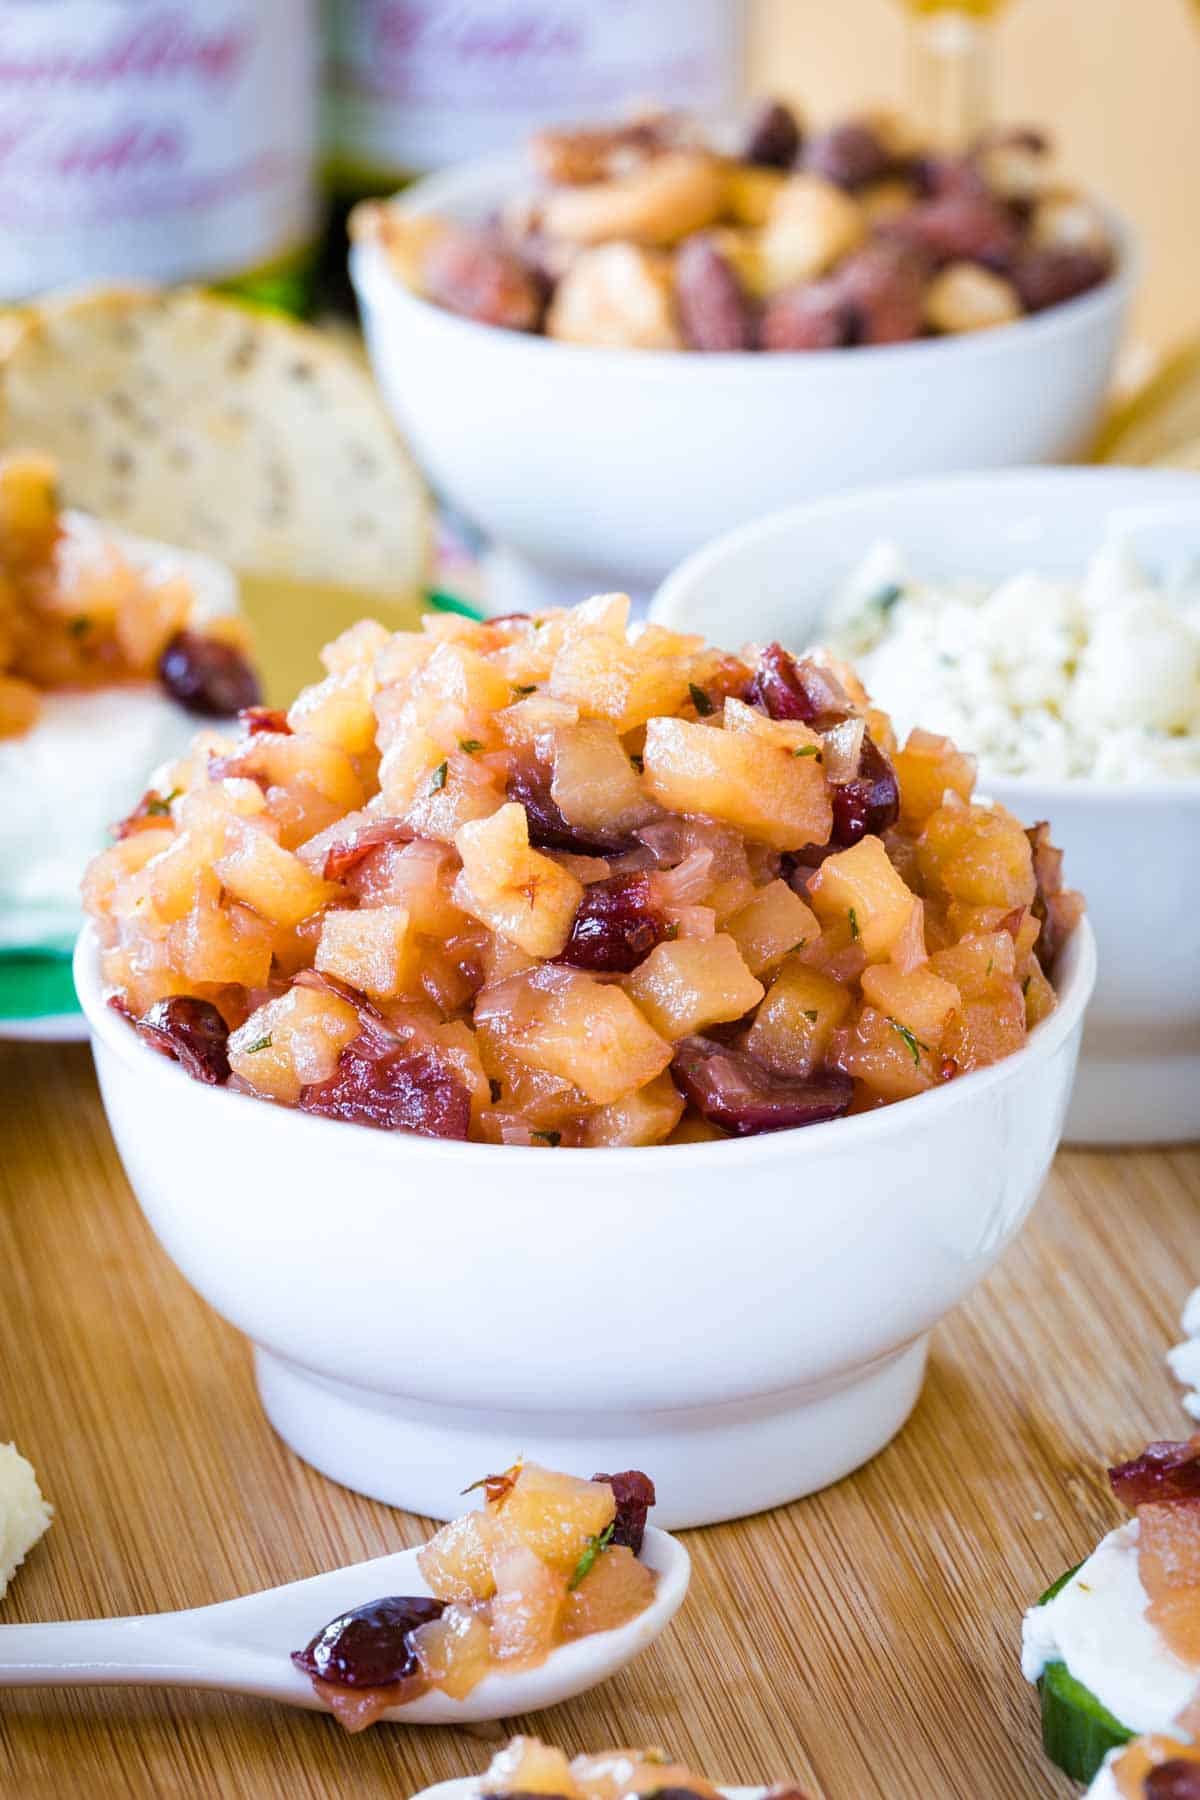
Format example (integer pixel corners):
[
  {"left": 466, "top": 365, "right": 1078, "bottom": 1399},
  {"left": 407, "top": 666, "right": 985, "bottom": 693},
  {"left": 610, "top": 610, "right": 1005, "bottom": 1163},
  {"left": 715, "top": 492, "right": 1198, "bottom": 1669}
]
[
  {"left": 1022, "top": 975, "right": 1032, "bottom": 996},
  {"left": 145, "top": 786, "right": 182, "bottom": 817},
  {"left": 533, "top": 1128, "right": 562, "bottom": 1147},
  {"left": 663, "top": 921, "right": 680, "bottom": 940},
  {"left": 887, "top": 1017, "right": 930, "bottom": 1068},
  {"left": 872, "top": 582, "right": 903, "bottom": 615},
  {"left": 459, "top": 738, "right": 484, "bottom": 755},
  {"left": 790, "top": 938, "right": 807, "bottom": 954},
  {"left": 511, "top": 682, "right": 537, "bottom": 696},
  {"left": 986, "top": 956, "right": 994, "bottom": 976},
  {"left": 489, "top": 1077, "right": 503, "bottom": 1104},
  {"left": 568, "top": 1522, "right": 615, "bottom": 1590},
  {"left": 629, "top": 753, "right": 644, "bottom": 774},
  {"left": 68, "top": 615, "right": 91, "bottom": 637},
  {"left": 429, "top": 760, "right": 448, "bottom": 793},
  {"left": 688, "top": 683, "right": 714, "bottom": 717},
  {"left": 792, "top": 744, "right": 820, "bottom": 758},
  {"left": 848, "top": 907, "right": 860, "bottom": 942},
  {"left": 802, "top": 1009, "right": 818, "bottom": 1023},
  {"left": 244, "top": 1033, "right": 273, "bottom": 1054}
]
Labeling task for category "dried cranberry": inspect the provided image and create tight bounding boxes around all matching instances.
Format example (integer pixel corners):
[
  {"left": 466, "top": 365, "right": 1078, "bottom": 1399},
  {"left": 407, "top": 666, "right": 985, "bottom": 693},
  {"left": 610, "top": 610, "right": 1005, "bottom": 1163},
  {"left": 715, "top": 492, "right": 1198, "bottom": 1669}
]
[
  {"left": 675, "top": 236, "right": 753, "bottom": 352},
  {"left": 1109, "top": 1440, "right": 1200, "bottom": 1509},
  {"left": 672, "top": 1037, "right": 854, "bottom": 1137},
  {"left": 1012, "top": 246, "right": 1111, "bottom": 313},
  {"left": 134, "top": 997, "right": 230, "bottom": 1085},
  {"left": 301, "top": 1037, "right": 472, "bottom": 1139},
  {"left": 239, "top": 705, "right": 290, "bottom": 736},
  {"left": 592, "top": 1469, "right": 656, "bottom": 1554},
  {"left": 292, "top": 1595, "right": 445, "bottom": 1689},
  {"left": 506, "top": 760, "right": 633, "bottom": 856},
  {"left": 558, "top": 875, "right": 666, "bottom": 974},
  {"left": 747, "top": 644, "right": 850, "bottom": 726},
  {"left": 760, "top": 281, "right": 854, "bottom": 352},
  {"left": 158, "top": 630, "right": 262, "bottom": 718},
  {"left": 743, "top": 99, "right": 802, "bottom": 169},
  {"left": 830, "top": 734, "right": 900, "bottom": 846},
  {"left": 323, "top": 819, "right": 414, "bottom": 883},
  {"left": 1145, "top": 1762, "right": 1200, "bottom": 1800},
  {"left": 805, "top": 120, "right": 894, "bottom": 190}
]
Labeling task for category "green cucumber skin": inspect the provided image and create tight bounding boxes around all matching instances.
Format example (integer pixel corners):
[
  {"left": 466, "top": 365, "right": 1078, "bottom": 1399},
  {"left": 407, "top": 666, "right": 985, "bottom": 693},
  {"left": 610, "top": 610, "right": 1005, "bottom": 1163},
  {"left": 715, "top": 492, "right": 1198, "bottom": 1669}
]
[{"left": 1033, "top": 1565, "right": 1134, "bottom": 1785}]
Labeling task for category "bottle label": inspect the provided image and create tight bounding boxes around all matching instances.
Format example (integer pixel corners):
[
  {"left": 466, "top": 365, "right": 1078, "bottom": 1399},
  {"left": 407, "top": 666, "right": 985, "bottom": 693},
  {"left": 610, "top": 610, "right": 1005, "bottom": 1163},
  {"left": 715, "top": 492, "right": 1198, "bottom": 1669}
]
[
  {"left": 326, "top": 0, "right": 744, "bottom": 178},
  {"left": 0, "top": 0, "right": 317, "bottom": 299}
]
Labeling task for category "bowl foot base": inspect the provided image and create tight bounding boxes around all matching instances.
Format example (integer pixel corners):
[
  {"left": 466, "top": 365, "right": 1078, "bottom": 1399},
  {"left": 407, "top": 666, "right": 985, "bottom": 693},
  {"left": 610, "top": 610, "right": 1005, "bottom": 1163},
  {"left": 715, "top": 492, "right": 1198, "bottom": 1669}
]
[
  {"left": 1065, "top": 1046, "right": 1200, "bottom": 1146},
  {"left": 254, "top": 1338, "right": 929, "bottom": 1527}
]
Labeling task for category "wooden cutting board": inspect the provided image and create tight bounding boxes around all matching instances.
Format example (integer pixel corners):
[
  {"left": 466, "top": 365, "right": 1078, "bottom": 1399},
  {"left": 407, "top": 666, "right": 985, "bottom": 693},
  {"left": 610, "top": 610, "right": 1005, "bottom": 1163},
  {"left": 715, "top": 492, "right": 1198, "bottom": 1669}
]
[{"left": 0, "top": 1037, "right": 1196, "bottom": 1800}]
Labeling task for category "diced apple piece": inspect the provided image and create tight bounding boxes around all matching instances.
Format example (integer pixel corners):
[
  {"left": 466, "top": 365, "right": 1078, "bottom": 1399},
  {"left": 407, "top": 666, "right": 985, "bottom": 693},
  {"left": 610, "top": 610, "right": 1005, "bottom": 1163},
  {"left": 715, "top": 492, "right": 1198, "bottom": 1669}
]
[
  {"left": 940, "top": 984, "right": 1026, "bottom": 1072},
  {"left": 624, "top": 933, "right": 763, "bottom": 1040},
  {"left": 549, "top": 604, "right": 694, "bottom": 732},
  {"left": 642, "top": 716, "right": 831, "bottom": 852},
  {"left": 808, "top": 835, "right": 916, "bottom": 960},
  {"left": 113, "top": 574, "right": 190, "bottom": 670},
  {"left": 860, "top": 962, "right": 962, "bottom": 1044},
  {"left": 220, "top": 730, "right": 366, "bottom": 813},
  {"left": 929, "top": 929, "right": 1015, "bottom": 999},
  {"left": 455, "top": 803, "right": 584, "bottom": 957},
  {"left": 581, "top": 1071, "right": 685, "bottom": 1146},
  {"left": 831, "top": 1005, "right": 939, "bottom": 1100},
  {"left": 494, "top": 1464, "right": 616, "bottom": 1574},
  {"left": 320, "top": 616, "right": 391, "bottom": 676},
  {"left": 379, "top": 729, "right": 503, "bottom": 842},
  {"left": 484, "top": 1737, "right": 583, "bottom": 1799},
  {"left": 561, "top": 1544, "right": 657, "bottom": 1641},
  {"left": 550, "top": 718, "right": 654, "bottom": 836},
  {"left": 726, "top": 879, "right": 820, "bottom": 976},
  {"left": 0, "top": 674, "right": 40, "bottom": 737},
  {"left": 215, "top": 823, "right": 340, "bottom": 927},
  {"left": 918, "top": 800, "right": 1036, "bottom": 911},
  {"left": 488, "top": 1545, "right": 568, "bottom": 1666},
  {"left": 415, "top": 638, "right": 515, "bottom": 716},
  {"left": 745, "top": 957, "right": 851, "bottom": 1076},
  {"left": 894, "top": 727, "right": 976, "bottom": 828},
  {"left": 476, "top": 967, "right": 672, "bottom": 1105},
  {"left": 228, "top": 986, "right": 360, "bottom": 1104},
  {"left": 169, "top": 889, "right": 273, "bottom": 990},
  {"left": 315, "top": 904, "right": 415, "bottom": 1001},
  {"left": 412, "top": 1602, "right": 492, "bottom": 1699},
  {"left": 287, "top": 667, "right": 377, "bottom": 756},
  {"left": 417, "top": 1510, "right": 501, "bottom": 1602}
]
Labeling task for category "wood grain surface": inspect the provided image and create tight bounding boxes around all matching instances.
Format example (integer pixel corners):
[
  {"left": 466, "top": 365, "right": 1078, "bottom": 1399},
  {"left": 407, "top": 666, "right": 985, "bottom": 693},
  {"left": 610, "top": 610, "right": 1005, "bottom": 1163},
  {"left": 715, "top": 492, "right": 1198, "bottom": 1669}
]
[{"left": 0, "top": 1037, "right": 1196, "bottom": 1800}]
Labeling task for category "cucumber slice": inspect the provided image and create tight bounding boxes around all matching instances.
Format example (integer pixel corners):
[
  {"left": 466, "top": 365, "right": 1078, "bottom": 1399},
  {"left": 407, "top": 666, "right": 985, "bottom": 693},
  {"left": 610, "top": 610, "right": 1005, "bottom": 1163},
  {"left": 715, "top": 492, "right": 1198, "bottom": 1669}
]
[{"left": 1034, "top": 1564, "right": 1135, "bottom": 1784}]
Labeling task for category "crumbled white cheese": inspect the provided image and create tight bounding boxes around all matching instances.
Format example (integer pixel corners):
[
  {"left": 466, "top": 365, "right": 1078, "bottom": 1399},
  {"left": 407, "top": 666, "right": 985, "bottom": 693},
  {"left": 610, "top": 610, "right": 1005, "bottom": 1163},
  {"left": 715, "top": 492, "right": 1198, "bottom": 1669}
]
[
  {"left": 1167, "top": 1285, "right": 1200, "bottom": 1420},
  {"left": 1084, "top": 1750, "right": 1124, "bottom": 1799},
  {"left": 825, "top": 541, "right": 1200, "bottom": 782},
  {"left": 1021, "top": 1520, "right": 1195, "bottom": 1733},
  {"left": 0, "top": 1442, "right": 52, "bottom": 1600}
]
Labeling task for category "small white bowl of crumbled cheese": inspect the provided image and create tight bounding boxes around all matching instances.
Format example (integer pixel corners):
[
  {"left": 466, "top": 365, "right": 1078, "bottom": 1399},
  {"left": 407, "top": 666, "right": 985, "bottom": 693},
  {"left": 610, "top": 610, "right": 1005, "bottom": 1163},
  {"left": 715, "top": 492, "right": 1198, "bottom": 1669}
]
[{"left": 653, "top": 467, "right": 1200, "bottom": 1145}]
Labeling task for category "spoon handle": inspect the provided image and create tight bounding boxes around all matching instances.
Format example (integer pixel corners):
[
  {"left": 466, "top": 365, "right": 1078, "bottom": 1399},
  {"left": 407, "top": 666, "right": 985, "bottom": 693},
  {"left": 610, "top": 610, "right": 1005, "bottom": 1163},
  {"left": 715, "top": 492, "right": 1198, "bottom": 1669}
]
[{"left": 0, "top": 1615, "right": 236, "bottom": 1689}]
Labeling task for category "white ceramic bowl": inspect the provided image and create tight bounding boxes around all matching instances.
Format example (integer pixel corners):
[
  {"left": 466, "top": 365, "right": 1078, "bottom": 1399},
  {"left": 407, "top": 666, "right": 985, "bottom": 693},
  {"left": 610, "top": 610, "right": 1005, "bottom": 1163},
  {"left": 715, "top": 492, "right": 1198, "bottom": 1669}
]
[
  {"left": 76, "top": 914, "right": 1093, "bottom": 1528},
  {"left": 351, "top": 152, "right": 1133, "bottom": 601},
  {"left": 652, "top": 467, "right": 1200, "bottom": 1147}
]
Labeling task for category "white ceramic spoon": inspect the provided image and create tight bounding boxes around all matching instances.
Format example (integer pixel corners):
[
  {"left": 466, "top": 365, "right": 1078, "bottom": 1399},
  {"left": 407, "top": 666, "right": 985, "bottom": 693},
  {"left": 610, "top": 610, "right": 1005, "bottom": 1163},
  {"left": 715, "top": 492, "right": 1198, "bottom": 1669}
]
[
  {"left": 416, "top": 1783, "right": 763, "bottom": 1799},
  {"left": 0, "top": 1527, "right": 688, "bottom": 1725}
]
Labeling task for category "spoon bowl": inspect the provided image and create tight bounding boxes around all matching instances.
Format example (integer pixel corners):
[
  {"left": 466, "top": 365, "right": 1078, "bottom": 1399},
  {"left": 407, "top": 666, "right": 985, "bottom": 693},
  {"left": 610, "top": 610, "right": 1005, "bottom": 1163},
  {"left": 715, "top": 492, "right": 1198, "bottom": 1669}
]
[{"left": 0, "top": 1525, "right": 688, "bottom": 1724}]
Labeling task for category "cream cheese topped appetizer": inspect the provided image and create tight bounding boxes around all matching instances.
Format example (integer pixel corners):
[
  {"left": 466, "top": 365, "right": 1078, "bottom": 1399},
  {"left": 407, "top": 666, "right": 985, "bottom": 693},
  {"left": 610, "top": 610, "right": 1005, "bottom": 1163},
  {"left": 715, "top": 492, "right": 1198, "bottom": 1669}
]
[
  {"left": 0, "top": 451, "right": 257, "bottom": 955},
  {"left": 1085, "top": 1735, "right": 1200, "bottom": 1798},
  {"left": 453, "top": 1732, "right": 812, "bottom": 1799},
  {"left": 1024, "top": 1438, "right": 1200, "bottom": 1783}
]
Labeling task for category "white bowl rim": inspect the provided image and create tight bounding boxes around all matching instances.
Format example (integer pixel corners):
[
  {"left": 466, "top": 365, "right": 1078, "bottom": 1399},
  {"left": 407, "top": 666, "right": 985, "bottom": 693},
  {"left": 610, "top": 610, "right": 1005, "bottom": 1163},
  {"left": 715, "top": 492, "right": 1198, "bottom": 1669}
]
[
  {"left": 652, "top": 463, "right": 1200, "bottom": 801},
  {"left": 74, "top": 912, "right": 1095, "bottom": 1168},
  {"left": 350, "top": 149, "right": 1136, "bottom": 378}
]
